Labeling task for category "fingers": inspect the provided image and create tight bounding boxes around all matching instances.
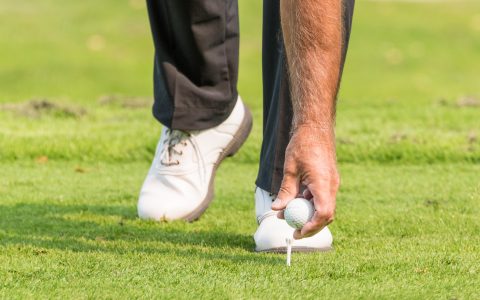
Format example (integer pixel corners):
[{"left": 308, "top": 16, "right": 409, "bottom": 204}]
[
  {"left": 294, "top": 182, "right": 336, "bottom": 239},
  {"left": 271, "top": 173, "right": 299, "bottom": 211},
  {"left": 293, "top": 229, "right": 302, "bottom": 239},
  {"left": 276, "top": 210, "right": 285, "bottom": 219},
  {"left": 296, "top": 220, "right": 321, "bottom": 239},
  {"left": 294, "top": 207, "right": 335, "bottom": 239}
]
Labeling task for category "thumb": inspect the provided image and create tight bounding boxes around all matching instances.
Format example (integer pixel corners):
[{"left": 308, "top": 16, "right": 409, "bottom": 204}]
[{"left": 271, "top": 173, "right": 299, "bottom": 211}]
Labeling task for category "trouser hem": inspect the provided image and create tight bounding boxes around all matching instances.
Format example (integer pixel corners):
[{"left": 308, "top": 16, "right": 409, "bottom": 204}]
[{"left": 153, "top": 93, "right": 238, "bottom": 131}]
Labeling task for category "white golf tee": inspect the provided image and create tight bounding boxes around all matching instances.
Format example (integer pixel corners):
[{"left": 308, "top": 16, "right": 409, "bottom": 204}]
[{"left": 286, "top": 237, "right": 292, "bottom": 266}]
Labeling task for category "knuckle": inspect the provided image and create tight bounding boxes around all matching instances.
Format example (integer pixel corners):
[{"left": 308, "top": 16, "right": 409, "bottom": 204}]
[
  {"left": 278, "top": 185, "right": 293, "bottom": 196},
  {"left": 283, "top": 169, "right": 296, "bottom": 178},
  {"left": 326, "top": 215, "right": 335, "bottom": 225},
  {"left": 318, "top": 209, "right": 335, "bottom": 223},
  {"left": 310, "top": 219, "right": 323, "bottom": 229}
]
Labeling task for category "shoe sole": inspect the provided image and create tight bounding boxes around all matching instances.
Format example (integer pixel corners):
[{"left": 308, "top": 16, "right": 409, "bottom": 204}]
[
  {"left": 255, "top": 246, "right": 333, "bottom": 253},
  {"left": 183, "top": 103, "right": 253, "bottom": 222}
]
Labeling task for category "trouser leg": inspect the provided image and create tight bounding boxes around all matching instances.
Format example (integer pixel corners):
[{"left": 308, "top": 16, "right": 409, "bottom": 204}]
[
  {"left": 146, "top": 0, "right": 240, "bottom": 131},
  {"left": 256, "top": 0, "right": 355, "bottom": 194}
]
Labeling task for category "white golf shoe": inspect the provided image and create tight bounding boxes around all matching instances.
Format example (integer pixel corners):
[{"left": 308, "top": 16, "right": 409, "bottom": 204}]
[
  {"left": 138, "top": 97, "right": 252, "bottom": 221},
  {"left": 254, "top": 187, "right": 333, "bottom": 252}
]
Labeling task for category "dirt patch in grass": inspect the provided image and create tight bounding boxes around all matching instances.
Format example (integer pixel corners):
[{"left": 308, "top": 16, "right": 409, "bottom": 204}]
[
  {"left": 98, "top": 95, "right": 152, "bottom": 109},
  {"left": 436, "top": 96, "right": 480, "bottom": 108},
  {"left": 467, "top": 131, "right": 477, "bottom": 152},
  {"left": 424, "top": 199, "right": 440, "bottom": 209},
  {"left": 468, "top": 132, "right": 477, "bottom": 144},
  {"left": 456, "top": 96, "right": 480, "bottom": 108},
  {"left": 390, "top": 132, "right": 408, "bottom": 143},
  {"left": 0, "top": 99, "right": 87, "bottom": 118}
]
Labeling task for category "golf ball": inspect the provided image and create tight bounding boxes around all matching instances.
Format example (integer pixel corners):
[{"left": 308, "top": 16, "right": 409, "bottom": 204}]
[{"left": 284, "top": 198, "right": 314, "bottom": 230}]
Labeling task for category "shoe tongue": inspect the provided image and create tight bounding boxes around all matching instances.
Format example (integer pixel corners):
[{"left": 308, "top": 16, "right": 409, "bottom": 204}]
[{"left": 169, "top": 130, "right": 189, "bottom": 142}]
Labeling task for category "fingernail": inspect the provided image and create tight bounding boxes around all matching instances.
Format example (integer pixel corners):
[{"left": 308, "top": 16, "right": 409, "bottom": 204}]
[{"left": 293, "top": 230, "right": 302, "bottom": 240}]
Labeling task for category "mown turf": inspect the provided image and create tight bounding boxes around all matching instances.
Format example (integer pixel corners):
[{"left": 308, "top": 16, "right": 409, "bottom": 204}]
[
  {"left": 1, "top": 162, "right": 479, "bottom": 299},
  {"left": 1, "top": 0, "right": 480, "bottom": 299}
]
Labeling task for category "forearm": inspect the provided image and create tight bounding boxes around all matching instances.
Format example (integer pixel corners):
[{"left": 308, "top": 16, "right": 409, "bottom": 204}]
[
  {"left": 280, "top": 0, "right": 343, "bottom": 131},
  {"left": 274, "top": 0, "right": 350, "bottom": 239}
]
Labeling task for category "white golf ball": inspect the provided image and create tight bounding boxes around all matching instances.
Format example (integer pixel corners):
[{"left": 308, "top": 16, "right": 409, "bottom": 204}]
[{"left": 284, "top": 198, "right": 315, "bottom": 230}]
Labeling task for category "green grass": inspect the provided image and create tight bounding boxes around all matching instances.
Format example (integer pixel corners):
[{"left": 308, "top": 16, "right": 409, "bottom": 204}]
[{"left": 1, "top": 0, "right": 480, "bottom": 298}]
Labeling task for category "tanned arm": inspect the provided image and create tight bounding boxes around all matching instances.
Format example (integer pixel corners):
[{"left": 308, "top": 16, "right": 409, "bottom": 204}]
[{"left": 271, "top": 0, "right": 343, "bottom": 239}]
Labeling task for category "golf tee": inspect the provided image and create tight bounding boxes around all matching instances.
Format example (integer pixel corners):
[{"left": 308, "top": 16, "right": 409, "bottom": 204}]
[{"left": 286, "top": 238, "right": 292, "bottom": 267}]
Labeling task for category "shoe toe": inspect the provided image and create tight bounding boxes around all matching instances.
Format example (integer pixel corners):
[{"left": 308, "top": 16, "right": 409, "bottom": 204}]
[
  {"left": 254, "top": 215, "right": 294, "bottom": 251},
  {"left": 137, "top": 192, "right": 192, "bottom": 221},
  {"left": 137, "top": 174, "right": 201, "bottom": 221},
  {"left": 254, "top": 213, "right": 333, "bottom": 252},
  {"left": 293, "top": 226, "right": 333, "bottom": 251}
]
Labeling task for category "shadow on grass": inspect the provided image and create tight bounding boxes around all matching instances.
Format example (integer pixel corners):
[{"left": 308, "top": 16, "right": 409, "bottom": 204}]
[{"left": 0, "top": 203, "right": 282, "bottom": 265}]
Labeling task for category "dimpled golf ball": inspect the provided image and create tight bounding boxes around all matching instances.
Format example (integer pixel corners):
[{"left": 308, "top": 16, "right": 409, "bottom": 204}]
[{"left": 284, "top": 198, "right": 314, "bottom": 230}]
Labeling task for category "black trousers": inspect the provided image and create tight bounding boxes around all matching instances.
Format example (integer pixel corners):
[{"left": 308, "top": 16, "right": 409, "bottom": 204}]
[{"left": 146, "top": 0, "right": 355, "bottom": 194}]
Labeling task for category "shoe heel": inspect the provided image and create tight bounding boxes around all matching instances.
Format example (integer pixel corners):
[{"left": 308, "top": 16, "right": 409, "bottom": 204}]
[{"left": 226, "top": 105, "right": 253, "bottom": 157}]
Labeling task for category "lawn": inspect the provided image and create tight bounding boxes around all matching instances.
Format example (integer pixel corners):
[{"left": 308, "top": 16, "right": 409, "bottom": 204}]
[{"left": 1, "top": 0, "right": 479, "bottom": 299}]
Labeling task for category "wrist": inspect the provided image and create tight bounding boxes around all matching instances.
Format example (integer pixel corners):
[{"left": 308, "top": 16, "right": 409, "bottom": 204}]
[
  {"left": 290, "top": 122, "right": 337, "bottom": 148},
  {"left": 292, "top": 121, "right": 335, "bottom": 135}
]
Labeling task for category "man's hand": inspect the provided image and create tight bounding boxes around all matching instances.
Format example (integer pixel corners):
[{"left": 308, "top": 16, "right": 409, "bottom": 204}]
[{"left": 272, "top": 125, "right": 339, "bottom": 240}]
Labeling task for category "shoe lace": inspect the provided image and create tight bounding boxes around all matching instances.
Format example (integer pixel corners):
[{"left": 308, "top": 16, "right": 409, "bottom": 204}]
[
  {"left": 159, "top": 129, "right": 189, "bottom": 166},
  {"left": 157, "top": 129, "right": 208, "bottom": 184}
]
